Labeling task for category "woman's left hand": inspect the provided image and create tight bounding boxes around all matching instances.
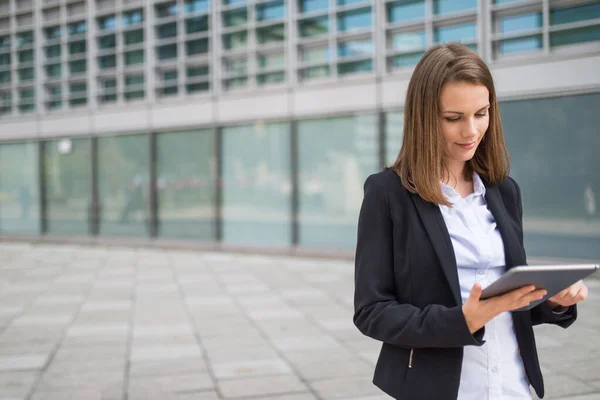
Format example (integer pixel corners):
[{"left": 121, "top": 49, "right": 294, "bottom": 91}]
[{"left": 547, "top": 280, "right": 588, "bottom": 309}]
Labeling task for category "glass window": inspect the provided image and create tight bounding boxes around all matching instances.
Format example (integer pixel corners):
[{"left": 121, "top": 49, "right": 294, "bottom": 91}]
[
  {"left": 68, "top": 21, "right": 87, "bottom": 36},
  {"left": 98, "top": 135, "right": 150, "bottom": 236},
  {"left": 18, "top": 67, "right": 34, "bottom": 81},
  {"left": 299, "top": 0, "right": 328, "bottom": 13},
  {"left": 224, "top": 0, "right": 246, "bottom": 4},
  {"left": 99, "top": 34, "right": 116, "bottom": 49},
  {"left": 163, "top": 70, "right": 177, "bottom": 81},
  {"left": 300, "top": 65, "right": 330, "bottom": 80},
  {"left": 550, "top": 3, "right": 600, "bottom": 25},
  {"left": 299, "top": 16, "right": 329, "bottom": 37},
  {"left": 258, "top": 53, "right": 284, "bottom": 69},
  {"left": 499, "top": 13, "right": 542, "bottom": 34},
  {"left": 47, "top": 85, "right": 62, "bottom": 110},
  {"left": 391, "top": 51, "right": 424, "bottom": 68},
  {"left": 156, "top": 2, "right": 178, "bottom": 18},
  {"left": 125, "top": 75, "right": 144, "bottom": 100},
  {"left": 17, "top": 32, "right": 34, "bottom": 48},
  {"left": 46, "top": 64, "right": 61, "bottom": 78},
  {"left": 385, "top": 111, "right": 404, "bottom": 166},
  {"left": 186, "top": 15, "right": 209, "bottom": 34},
  {"left": 158, "top": 44, "right": 178, "bottom": 60},
  {"left": 434, "top": 23, "right": 476, "bottom": 43},
  {"left": 69, "top": 60, "right": 87, "bottom": 74},
  {"left": 257, "top": 71, "right": 285, "bottom": 85},
  {"left": 69, "top": 40, "right": 87, "bottom": 55},
  {"left": 45, "top": 44, "right": 61, "bottom": 58},
  {"left": 124, "top": 29, "right": 144, "bottom": 45},
  {"left": 185, "top": 0, "right": 209, "bottom": 14},
  {"left": 0, "top": 71, "right": 10, "bottom": 83},
  {"left": 99, "top": 54, "right": 116, "bottom": 69},
  {"left": 224, "top": 76, "right": 248, "bottom": 88},
  {"left": 0, "top": 36, "right": 10, "bottom": 50},
  {"left": 123, "top": 9, "right": 144, "bottom": 26},
  {"left": 391, "top": 31, "right": 425, "bottom": 51},
  {"left": 124, "top": 50, "right": 144, "bottom": 65},
  {"left": 494, "top": 0, "right": 522, "bottom": 3},
  {"left": 338, "top": 39, "right": 373, "bottom": 57},
  {"left": 224, "top": 58, "right": 247, "bottom": 74},
  {"left": 298, "top": 115, "right": 378, "bottom": 247},
  {"left": 187, "top": 65, "right": 209, "bottom": 77},
  {"left": 0, "top": 90, "right": 11, "bottom": 114},
  {"left": 550, "top": 26, "right": 600, "bottom": 48},
  {"left": 44, "top": 138, "right": 91, "bottom": 235},
  {"left": 499, "top": 93, "right": 600, "bottom": 261},
  {"left": 0, "top": 53, "right": 10, "bottom": 66},
  {"left": 338, "top": 0, "right": 369, "bottom": 5},
  {"left": 337, "top": 7, "right": 372, "bottom": 32},
  {"left": 222, "top": 122, "right": 291, "bottom": 246},
  {"left": 156, "top": 130, "right": 215, "bottom": 239},
  {"left": 256, "top": 0, "right": 285, "bottom": 21},
  {"left": 257, "top": 24, "right": 285, "bottom": 45},
  {"left": 387, "top": 0, "right": 425, "bottom": 23},
  {"left": 0, "top": 142, "right": 40, "bottom": 234},
  {"left": 223, "top": 31, "right": 247, "bottom": 50},
  {"left": 18, "top": 49, "right": 33, "bottom": 64},
  {"left": 433, "top": 0, "right": 477, "bottom": 15},
  {"left": 498, "top": 34, "right": 542, "bottom": 54},
  {"left": 98, "top": 15, "right": 117, "bottom": 30},
  {"left": 223, "top": 7, "right": 247, "bottom": 27},
  {"left": 100, "top": 77, "right": 117, "bottom": 103},
  {"left": 44, "top": 26, "right": 61, "bottom": 40},
  {"left": 69, "top": 82, "right": 87, "bottom": 107},
  {"left": 157, "top": 22, "right": 178, "bottom": 39},
  {"left": 187, "top": 38, "right": 209, "bottom": 55},
  {"left": 301, "top": 45, "right": 330, "bottom": 63},
  {"left": 338, "top": 59, "right": 372, "bottom": 75},
  {"left": 187, "top": 82, "right": 209, "bottom": 93}
]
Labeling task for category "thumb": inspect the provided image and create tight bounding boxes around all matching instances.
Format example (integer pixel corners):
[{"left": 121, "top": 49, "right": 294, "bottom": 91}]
[{"left": 468, "top": 283, "right": 483, "bottom": 303}]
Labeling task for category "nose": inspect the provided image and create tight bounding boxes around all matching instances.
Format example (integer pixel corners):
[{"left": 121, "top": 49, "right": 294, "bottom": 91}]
[{"left": 462, "top": 117, "right": 479, "bottom": 139}]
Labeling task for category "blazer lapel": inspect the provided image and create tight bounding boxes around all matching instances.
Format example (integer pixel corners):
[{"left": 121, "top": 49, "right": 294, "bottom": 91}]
[
  {"left": 410, "top": 193, "right": 462, "bottom": 306},
  {"left": 484, "top": 184, "right": 520, "bottom": 269}
]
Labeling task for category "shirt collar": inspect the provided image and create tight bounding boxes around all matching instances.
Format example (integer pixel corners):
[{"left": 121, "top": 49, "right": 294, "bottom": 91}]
[{"left": 440, "top": 171, "right": 486, "bottom": 205}]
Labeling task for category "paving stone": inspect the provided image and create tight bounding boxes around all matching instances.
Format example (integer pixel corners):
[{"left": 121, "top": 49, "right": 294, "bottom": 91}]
[{"left": 217, "top": 375, "right": 308, "bottom": 398}]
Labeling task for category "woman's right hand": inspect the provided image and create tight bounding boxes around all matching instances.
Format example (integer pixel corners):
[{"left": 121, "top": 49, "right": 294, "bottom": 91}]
[{"left": 462, "top": 283, "right": 547, "bottom": 334}]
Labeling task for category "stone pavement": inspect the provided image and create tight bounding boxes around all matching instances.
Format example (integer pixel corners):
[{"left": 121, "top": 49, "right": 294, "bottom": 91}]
[{"left": 0, "top": 243, "right": 598, "bottom": 400}]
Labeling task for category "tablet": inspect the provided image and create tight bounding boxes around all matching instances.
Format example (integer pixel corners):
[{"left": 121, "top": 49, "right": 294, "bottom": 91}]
[{"left": 480, "top": 264, "right": 599, "bottom": 311}]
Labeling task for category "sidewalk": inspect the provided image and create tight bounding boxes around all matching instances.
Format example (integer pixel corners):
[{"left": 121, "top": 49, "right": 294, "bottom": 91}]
[{"left": 0, "top": 243, "right": 598, "bottom": 400}]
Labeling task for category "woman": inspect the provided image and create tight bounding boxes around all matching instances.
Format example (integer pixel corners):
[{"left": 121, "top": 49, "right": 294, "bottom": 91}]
[{"left": 353, "top": 43, "right": 588, "bottom": 400}]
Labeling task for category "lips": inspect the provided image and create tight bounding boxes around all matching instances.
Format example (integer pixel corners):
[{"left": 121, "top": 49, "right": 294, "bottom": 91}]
[{"left": 456, "top": 142, "right": 476, "bottom": 150}]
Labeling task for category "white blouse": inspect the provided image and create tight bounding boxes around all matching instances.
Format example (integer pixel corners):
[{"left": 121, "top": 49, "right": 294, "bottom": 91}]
[{"left": 439, "top": 173, "right": 532, "bottom": 400}]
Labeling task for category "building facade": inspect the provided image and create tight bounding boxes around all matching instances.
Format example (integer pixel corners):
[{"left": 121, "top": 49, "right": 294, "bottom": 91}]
[{"left": 0, "top": 0, "right": 599, "bottom": 260}]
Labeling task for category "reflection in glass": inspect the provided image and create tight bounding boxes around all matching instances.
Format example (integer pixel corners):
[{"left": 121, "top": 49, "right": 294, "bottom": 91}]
[
  {"left": 498, "top": 35, "right": 542, "bottom": 54},
  {"left": 222, "top": 122, "right": 291, "bottom": 246},
  {"left": 550, "top": 26, "right": 600, "bottom": 48},
  {"left": 257, "top": 24, "right": 285, "bottom": 45},
  {"left": 256, "top": 1, "right": 285, "bottom": 21},
  {"left": 500, "top": 93, "right": 600, "bottom": 260},
  {"left": 298, "top": 115, "right": 378, "bottom": 248},
  {"left": 387, "top": 0, "right": 425, "bottom": 23},
  {"left": 338, "top": 59, "right": 372, "bottom": 75},
  {"left": 186, "top": 16, "right": 209, "bottom": 34},
  {"left": 301, "top": 65, "right": 330, "bottom": 80},
  {"left": 391, "top": 31, "right": 425, "bottom": 51},
  {"left": 550, "top": 4, "right": 600, "bottom": 25},
  {"left": 434, "top": 0, "right": 477, "bottom": 15},
  {"left": 300, "top": 0, "right": 328, "bottom": 13},
  {"left": 45, "top": 138, "right": 91, "bottom": 234},
  {"left": 301, "top": 45, "right": 329, "bottom": 62},
  {"left": 157, "top": 130, "right": 215, "bottom": 239},
  {"left": 337, "top": 8, "right": 372, "bottom": 32},
  {"left": 223, "top": 31, "right": 247, "bottom": 50},
  {"left": 434, "top": 23, "right": 476, "bottom": 43},
  {"left": 499, "top": 13, "right": 542, "bottom": 34},
  {"left": 299, "top": 16, "right": 329, "bottom": 37},
  {"left": 338, "top": 39, "right": 373, "bottom": 57},
  {"left": 223, "top": 8, "right": 248, "bottom": 28},
  {"left": 98, "top": 134, "right": 149, "bottom": 237},
  {"left": 0, "top": 142, "right": 40, "bottom": 234}
]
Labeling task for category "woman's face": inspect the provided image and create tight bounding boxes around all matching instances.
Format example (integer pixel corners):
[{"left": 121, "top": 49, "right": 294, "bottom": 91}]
[{"left": 439, "top": 81, "right": 490, "bottom": 166}]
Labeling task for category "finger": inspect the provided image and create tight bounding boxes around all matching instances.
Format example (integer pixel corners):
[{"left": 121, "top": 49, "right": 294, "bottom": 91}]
[{"left": 469, "top": 283, "right": 483, "bottom": 302}]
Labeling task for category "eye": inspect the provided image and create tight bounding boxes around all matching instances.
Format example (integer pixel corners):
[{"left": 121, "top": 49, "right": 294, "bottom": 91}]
[
  {"left": 445, "top": 117, "right": 460, "bottom": 122},
  {"left": 475, "top": 112, "right": 488, "bottom": 117}
]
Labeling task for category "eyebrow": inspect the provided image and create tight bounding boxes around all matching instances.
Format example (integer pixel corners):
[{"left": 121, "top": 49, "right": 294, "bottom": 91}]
[{"left": 442, "top": 105, "right": 490, "bottom": 115}]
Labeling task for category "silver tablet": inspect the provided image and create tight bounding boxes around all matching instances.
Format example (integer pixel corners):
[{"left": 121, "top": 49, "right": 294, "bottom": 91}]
[{"left": 480, "top": 264, "right": 599, "bottom": 311}]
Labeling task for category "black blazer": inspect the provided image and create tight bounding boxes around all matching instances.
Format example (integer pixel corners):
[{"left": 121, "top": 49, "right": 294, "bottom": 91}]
[{"left": 353, "top": 169, "right": 576, "bottom": 400}]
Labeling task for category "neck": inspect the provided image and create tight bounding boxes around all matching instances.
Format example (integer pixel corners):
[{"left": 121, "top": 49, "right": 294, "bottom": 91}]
[{"left": 442, "top": 160, "right": 469, "bottom": 185}]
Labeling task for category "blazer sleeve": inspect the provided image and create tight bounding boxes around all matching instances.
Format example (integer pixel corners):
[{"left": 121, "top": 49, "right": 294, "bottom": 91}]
[
  {"left": 353, "top": 174, "right": 485, "bottom": 349},
  {"left": 508, "top": 177, "right": 577, "bottom": 328}
]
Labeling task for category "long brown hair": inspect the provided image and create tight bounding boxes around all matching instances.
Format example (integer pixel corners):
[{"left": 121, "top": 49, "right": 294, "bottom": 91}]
[{"left": 390, "top": 43, "right": 510, "bottom": 206}]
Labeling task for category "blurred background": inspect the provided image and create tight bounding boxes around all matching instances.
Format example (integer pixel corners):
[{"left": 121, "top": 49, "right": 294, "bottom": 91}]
[{"left": 0, "top": 0, "right": 598, "bottom": 259}]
